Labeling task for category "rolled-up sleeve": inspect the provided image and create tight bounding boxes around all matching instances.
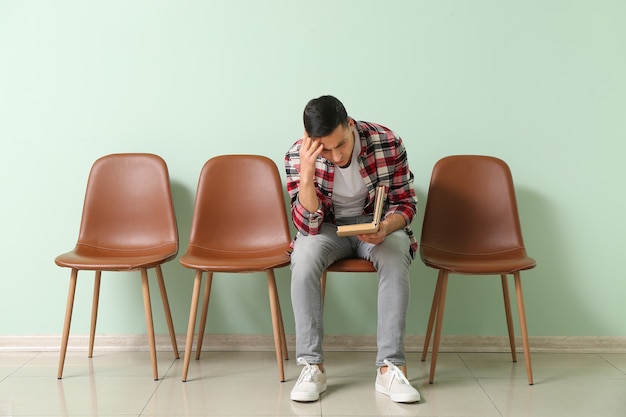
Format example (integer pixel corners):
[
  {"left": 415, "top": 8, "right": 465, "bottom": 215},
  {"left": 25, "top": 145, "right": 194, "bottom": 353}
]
[
  {"left": 385, "top": 137, "right": 417, "bottom": 225},
  {"left": 284, "top": 141, "right": 326, "bottom": 236}
]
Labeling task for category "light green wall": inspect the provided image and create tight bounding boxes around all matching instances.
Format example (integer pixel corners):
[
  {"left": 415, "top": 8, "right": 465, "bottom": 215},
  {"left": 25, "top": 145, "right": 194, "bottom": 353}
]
[{"left": 1, "top": 1, "right": 625, "bottom": 340}]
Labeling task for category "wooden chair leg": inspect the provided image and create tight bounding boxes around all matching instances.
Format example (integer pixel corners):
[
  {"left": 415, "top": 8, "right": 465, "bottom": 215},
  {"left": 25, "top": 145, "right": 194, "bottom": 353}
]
[
  {"left": 501, "top": 275, "right": 517, "bottom": 363},
  {"left": 267, "top": 270, "right": 286, "bottom": 382},
  {"left": 88, "top": 271, "right": 101, "bottom": 358},
  {"left": 140, "top": 268, "right": 158, "bottom": 381},
  {"left": 182, "top": 270, "right": 203, "bottom": 382},
  {"left": 195, "top": 272, "right": 213, "bottom": 360},
  {"left": 422, "top": 270, "right": 444, "bottom": 361},
  {"left": 514, "top": 272, "right": 533, "bottom": 385},
  {"left": 156, "top": 265, "right": 179, "bottom": 359},
  {"left": 429, "top": 272, "right": 449, "bottom": 384},
  {"left": 58, "top": 269, "right": 78, "bottom": 379},
  {"left": 275, "top": 290, "right": 288, "bottom": 361}
]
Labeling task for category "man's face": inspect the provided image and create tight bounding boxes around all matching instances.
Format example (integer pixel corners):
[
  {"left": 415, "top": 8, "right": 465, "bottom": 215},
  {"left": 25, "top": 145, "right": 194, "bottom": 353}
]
[{"left": 314, "top": 119, "right": 355, "bottom": 168}]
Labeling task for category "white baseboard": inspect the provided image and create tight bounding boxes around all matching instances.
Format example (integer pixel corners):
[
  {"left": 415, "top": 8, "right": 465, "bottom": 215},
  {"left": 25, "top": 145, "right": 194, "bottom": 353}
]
[{"left": 2, "top": 334, "right": 626, "bottom": 353}]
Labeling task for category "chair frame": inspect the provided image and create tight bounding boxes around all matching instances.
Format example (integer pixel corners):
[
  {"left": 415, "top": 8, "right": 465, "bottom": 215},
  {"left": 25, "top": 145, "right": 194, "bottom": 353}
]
[
  {"left": 58, "top": 266, "right": 179, "bottom": 380},
  {"left": 421, "top": 270, "right": 532, "bottom": 384},
  {"left": 182, "top": 269, "right": 288, "bottom": 381}
]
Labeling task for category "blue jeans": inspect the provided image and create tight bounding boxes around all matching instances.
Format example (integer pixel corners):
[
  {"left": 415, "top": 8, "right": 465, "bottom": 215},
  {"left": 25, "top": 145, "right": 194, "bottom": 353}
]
[{"left": 289, "top": 216, "right": 412, "bottom": 367}]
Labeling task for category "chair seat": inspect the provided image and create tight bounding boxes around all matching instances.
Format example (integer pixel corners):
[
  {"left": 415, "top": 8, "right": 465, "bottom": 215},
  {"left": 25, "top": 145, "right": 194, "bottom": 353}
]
[
  {"left": 421, "top": 245, "right": 536, "bottom": 274},
  {"left": 180, "top": 246, "right": 290, "bottom": 272},
  {"left": 55, "top": 244, "right": 178, "bottom": 270},
  {"left": 326, "top": 258, "right": 376, "bottom": 273}
]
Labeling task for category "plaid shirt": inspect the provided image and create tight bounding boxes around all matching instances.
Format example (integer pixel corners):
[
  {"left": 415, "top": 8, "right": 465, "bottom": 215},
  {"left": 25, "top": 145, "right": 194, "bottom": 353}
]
[{"left": 284, "top": 119, "right": 418, "bottom": 257}]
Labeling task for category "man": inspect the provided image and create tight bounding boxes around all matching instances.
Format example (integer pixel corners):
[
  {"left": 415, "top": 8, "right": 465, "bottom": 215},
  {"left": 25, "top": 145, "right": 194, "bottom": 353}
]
[{"left": 284, "top": 95, "right": 420, "bottom": 403}]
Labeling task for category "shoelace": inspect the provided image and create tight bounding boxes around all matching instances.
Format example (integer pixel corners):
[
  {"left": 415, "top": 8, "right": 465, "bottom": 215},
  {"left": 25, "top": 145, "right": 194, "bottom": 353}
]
[
  {"left": 383, "top": 359, "right": 411, "bottom": 387},
  {"left": 296, "top": 357, "right": 320, "bottom": 383}
]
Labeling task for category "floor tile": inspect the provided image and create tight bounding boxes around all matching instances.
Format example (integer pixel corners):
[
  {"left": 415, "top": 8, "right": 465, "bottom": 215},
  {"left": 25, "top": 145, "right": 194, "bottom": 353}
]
[
  {"left": 0, "top": 374, "right": 158, "bottom": 416},
  {"left": 16, "top": 350, "right": 179, "bottom": 379},
  {"left": 145, "top": 374, "right": 296, "bottom": 416},
  {"left": 600, "top": 353, "right": 626, "bottom": 374},
  {"left": 419, "top": 352, "right": 474, "bottom": 379},
  {"left": 0, "top": 350, "right": 624, "bottom": 416},
  {"left": 168, "top": 350, "right": 295, "bottom": 382},
  {"left": 461, "top": 352, "right": 626, "bottom": 381},
  {"left": 0, "top": 352, "right": 39, "bottom": 367},
  {"left": 0, "top": 352, "right": 39, "bottom": 380},
  {"left": 480, "top": 377, "right": 626, "bottom": 417}
]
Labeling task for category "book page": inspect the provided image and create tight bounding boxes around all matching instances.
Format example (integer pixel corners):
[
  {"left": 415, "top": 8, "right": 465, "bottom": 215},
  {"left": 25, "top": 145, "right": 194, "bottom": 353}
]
[{"left": 336, "top": 185, "right": 385, "bottom": 237}]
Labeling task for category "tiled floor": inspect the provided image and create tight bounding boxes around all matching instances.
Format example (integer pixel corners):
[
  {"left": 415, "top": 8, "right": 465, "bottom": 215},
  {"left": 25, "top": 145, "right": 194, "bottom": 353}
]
[{"left": 1, "top": 350, "right": 625, "bottom": 416}]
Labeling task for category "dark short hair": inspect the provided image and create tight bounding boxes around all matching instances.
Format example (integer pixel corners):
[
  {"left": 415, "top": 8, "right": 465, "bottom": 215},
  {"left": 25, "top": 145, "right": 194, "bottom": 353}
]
[{"left": 303, "top": 95, "right": 349, "bottom": 137}]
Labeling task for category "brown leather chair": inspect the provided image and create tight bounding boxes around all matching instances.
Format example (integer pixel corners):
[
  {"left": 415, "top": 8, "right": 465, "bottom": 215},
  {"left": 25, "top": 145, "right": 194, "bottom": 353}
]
[
  {"left": 420, "top": 155, "right": 536, "bottom": 385},
  {"left": 55, "top": 153, "right": 179, "bottom": 380},
  {"left": 180, "top": 155, "right": 291, "bottom": 382}
]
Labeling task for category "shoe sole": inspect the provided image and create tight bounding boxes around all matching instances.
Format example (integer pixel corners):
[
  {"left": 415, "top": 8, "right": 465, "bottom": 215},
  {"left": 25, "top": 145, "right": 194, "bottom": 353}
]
[
  {"left": 375, "top": 383, "right": 420, "bottom": 403},
  {"left": 290, "top": 384, "right": 328, "bottom": 402}
]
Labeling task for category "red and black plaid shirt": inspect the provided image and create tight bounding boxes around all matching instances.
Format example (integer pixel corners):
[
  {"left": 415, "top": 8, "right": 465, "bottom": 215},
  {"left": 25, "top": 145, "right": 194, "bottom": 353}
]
[{"left": 284, "top": 119, "right": 418, "bottom": 257}]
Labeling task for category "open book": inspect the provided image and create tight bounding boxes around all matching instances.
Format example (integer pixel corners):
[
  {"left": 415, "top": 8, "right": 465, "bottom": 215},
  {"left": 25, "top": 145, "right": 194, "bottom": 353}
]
[{"left": 336, "top": 185, "right": 386, "bottom": 237}]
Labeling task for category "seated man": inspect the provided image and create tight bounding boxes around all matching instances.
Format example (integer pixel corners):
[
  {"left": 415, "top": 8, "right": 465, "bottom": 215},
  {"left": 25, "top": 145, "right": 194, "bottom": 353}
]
[{"left": 284, "top": 95, "right": 420, "bottom": 403}]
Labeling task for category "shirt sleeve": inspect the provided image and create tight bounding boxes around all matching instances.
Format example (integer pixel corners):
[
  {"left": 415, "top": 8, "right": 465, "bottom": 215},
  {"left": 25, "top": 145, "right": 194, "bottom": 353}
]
[
  {"left": 384, "top": 136, "right": 418, "bottom": 226},
  {"left": 284, "top": 140, "right": 326, "bottom": 236}
]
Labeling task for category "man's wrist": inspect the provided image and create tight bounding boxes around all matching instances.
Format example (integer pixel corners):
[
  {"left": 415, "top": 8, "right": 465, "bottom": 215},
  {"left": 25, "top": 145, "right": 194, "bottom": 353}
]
[{"left": 381, "top": 214, "right": 406, "bottom": 235}]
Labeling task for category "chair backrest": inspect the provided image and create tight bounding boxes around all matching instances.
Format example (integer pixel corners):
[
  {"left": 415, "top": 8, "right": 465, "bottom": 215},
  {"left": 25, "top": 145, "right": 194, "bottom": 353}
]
[
  {"left": 77, "top": 153, "right": 178, "bottom": 253},
  {"left": 188, "top": 154, "right": 291, "bottom": 253},
  {"left": 420, "top": 155, "right": 527, "bottom": 256}
]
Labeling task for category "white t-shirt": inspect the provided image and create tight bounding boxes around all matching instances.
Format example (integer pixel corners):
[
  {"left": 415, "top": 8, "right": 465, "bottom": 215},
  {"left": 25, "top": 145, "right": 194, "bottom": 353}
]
[{"left": 332, "top": 127, "right": 367, "bottom": 218}]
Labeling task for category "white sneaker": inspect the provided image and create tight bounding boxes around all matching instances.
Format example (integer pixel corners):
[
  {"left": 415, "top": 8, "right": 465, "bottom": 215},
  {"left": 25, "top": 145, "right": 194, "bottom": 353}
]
[
  {"left": 375, "top": 359, "right": 421, "bottom": 403},
  {"left": 290, "top": 357, "right": 327, "bottom": 402}
]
